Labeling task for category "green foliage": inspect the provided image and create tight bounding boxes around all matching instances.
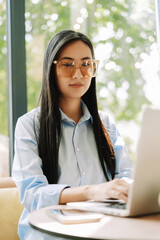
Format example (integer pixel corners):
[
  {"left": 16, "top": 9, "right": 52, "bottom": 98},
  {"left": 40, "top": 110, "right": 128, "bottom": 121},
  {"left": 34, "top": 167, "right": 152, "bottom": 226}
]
[
  {"left": 0, "top": 1, "right": 8, "bottom": 135},
  {"left": 24, "top": 0, "right": 155, "bottom": 121},
  {"left": 87, "top": 0, "right": 154, "bottom": 122},
  {"left": 0, "top": 0, "right": 156, "bottom": 159},
  {"left": 25, "top": 0, "right": 71, "bottom": 111}
]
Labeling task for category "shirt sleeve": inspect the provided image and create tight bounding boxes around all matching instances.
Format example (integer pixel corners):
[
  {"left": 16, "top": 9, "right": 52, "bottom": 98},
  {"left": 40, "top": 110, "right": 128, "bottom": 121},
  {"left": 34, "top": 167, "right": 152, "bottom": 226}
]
[
  {"left": 12, "top": 112, "right": 69, "bottom": 213},
  {"left": 112, "top": 125, "right": 133, "bottom": 179},
  {"left": 99, "top": 111, "right": 133, "bottom": 180}
]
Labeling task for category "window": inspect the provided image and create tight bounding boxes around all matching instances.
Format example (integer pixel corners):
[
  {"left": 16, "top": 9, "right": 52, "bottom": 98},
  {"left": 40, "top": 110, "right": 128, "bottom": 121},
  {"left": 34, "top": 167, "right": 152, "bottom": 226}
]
[
  {"left": 25, "top": 0, "right": 158, "bottom": 161},
  {"left": 0, "top": 0, "right": 9, "bottom": 176},
  {"left": 0, "top": 0, "right": 158, "bottom": 175}
]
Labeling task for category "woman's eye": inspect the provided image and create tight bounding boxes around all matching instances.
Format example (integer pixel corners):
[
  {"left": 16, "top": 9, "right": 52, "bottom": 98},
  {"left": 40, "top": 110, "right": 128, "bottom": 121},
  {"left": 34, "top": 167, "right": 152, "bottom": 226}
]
[
  {"left": 82, "top": 61, "right": 90, "bottom": 67},
  {"left": 62, "top": 62, "right": 74, "bottom": 67}
]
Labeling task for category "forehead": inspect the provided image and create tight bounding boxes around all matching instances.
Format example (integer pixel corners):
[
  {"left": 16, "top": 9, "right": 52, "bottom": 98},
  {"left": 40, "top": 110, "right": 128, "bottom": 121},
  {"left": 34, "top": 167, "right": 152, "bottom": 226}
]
[{"left": 58, "top": 40, "right": 92, "bottom": 60}]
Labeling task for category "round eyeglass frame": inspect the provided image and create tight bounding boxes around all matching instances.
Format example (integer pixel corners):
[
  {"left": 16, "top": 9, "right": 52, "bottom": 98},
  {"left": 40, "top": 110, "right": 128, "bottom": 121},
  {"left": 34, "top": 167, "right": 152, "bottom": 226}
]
[{"left": 53, "top": 59, "right": 99, "bottom": 78}]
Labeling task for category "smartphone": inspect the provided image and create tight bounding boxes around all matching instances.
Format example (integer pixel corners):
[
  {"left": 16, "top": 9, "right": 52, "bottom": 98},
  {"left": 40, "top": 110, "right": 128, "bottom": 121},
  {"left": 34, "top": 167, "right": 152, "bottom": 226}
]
[{"left": 47, "top": 208, "right": 103, "bottom": 224}]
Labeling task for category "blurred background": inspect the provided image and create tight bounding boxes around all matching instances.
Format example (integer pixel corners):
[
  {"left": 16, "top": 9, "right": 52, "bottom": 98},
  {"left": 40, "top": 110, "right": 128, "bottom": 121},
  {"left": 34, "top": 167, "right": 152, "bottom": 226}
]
[{"left": 0, "top": 0, "right": 159, "bottom": 176}]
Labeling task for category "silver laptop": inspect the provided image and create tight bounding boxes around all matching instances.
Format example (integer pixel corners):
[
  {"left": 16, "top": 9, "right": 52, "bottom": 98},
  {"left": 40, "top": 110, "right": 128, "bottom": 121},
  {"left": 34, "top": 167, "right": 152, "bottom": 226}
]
[{"left": 67, "top": 108, "right": 160, "bottom": 217}]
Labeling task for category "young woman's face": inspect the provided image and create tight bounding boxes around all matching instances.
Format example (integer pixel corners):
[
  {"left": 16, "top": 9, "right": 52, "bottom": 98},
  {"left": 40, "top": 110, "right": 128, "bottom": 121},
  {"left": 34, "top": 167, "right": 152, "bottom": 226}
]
[{"left": 55, "top": 40, "right": 93, "bottom": 101}]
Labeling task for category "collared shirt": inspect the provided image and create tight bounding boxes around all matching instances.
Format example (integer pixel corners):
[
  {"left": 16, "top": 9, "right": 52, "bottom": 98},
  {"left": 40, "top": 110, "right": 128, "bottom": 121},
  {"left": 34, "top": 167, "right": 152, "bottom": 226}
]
[{"left": 12, "top": 102, "right": 132, "bottom": 240}]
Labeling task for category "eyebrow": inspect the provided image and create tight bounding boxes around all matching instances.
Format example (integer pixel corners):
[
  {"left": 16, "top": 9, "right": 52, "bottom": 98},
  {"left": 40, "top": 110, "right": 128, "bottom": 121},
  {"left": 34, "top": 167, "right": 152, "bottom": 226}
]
[{"left": 60, "top": 57, "right": 91, "bottom": 60}]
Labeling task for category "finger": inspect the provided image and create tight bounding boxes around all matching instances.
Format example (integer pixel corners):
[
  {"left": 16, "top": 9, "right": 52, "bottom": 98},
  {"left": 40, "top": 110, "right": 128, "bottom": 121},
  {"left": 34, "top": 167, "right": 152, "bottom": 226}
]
[
  {"left": 114, "top": 178, "right": 129, "bottom": 187},
  {"left": 110, "top": 189, "right": 128, "bottom": 203},
  {"left": 117, "top": 184, "right": 129, "bottom": 196},
  {"left": 110, "top": 180, "right": 130, "bottom": 202},
  {"left": 113, "top": 179, "right": 129, "bottom": 196}
]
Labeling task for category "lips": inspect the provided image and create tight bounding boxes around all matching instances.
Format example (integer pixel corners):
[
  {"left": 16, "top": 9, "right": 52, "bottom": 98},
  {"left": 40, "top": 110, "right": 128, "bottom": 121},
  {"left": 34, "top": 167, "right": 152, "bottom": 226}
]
[{"left": 69, "top": 83, "right": 83, "bottom": 87}]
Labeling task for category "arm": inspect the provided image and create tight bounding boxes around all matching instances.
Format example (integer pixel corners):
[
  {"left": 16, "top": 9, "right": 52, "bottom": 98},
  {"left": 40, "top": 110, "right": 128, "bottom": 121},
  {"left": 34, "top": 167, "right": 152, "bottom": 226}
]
[
  {"left": 12, "top": 111, "right": 69, "bottom": 212},
  {"left": 60, "top": 178, "right": 130, "bottom": 204},
  {"left": 113, "top": 128, "right": 133, "bottom": 180}
]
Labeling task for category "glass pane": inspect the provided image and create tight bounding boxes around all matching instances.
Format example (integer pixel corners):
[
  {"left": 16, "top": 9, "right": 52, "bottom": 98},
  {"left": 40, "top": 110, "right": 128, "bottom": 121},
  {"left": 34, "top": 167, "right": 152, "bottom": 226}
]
[
  {"left": 25, "top": 0, "right": 158, "bottom": 162},
  {"left": 25, "top": 0, "right": 71, "bottom": 112},
  {"left": 92, "top": 0, "right": 158, "bottom": 161},
  {"left": 0, "top": 0, "right": 9, "bottom": 176}
]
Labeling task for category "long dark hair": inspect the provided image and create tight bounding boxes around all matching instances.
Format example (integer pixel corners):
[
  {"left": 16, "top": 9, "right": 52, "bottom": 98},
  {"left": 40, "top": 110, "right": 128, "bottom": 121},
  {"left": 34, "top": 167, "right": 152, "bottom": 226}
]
[{"left": 38, "top": 30, "right": 115, "bottom": 184}]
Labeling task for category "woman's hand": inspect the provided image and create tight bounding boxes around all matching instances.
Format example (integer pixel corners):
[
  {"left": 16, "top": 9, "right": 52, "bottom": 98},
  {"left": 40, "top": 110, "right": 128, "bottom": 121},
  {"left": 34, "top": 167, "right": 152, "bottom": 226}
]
[
  {"left": 87, "top": 179, "right": 130, "bottom": 203},
  {"left": 60, "top": 178, "right": 130, "bottom": 204}
]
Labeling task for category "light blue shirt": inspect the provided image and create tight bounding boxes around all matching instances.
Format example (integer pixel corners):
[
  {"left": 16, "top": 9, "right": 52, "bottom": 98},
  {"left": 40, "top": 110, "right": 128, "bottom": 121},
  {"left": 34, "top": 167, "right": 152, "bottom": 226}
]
[{"left": 12, "top": 102, "right": 132, "bottom": 240}]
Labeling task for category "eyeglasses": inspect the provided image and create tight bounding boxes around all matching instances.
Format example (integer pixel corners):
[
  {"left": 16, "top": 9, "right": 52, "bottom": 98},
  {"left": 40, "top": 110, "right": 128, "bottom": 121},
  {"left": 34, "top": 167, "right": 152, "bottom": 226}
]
[{"left": 53, "top": 59, "right": 99, "bottom": 78}]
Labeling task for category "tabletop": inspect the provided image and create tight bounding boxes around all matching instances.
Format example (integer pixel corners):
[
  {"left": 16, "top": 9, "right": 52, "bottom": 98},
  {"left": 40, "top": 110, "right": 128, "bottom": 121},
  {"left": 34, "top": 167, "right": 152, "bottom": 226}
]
[{"left": 29, "top": 205, "right": 160, "bottom": 240}]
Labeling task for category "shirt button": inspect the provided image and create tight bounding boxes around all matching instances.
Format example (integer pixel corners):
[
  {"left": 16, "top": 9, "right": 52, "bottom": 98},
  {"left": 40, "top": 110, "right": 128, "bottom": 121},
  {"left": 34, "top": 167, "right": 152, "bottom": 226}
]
[
  {"left": 82, "top": 171, "right": 86, "bottom": 176},
  {"left": 77, "top": 147, "right": 80, "bottom": 151}
]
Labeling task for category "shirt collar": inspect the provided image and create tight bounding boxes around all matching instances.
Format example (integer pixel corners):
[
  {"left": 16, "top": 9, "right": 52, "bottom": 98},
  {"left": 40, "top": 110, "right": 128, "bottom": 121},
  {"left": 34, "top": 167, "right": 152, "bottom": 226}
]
[{"left": 59, "top": 100, "right": 93, "bottom": 124}]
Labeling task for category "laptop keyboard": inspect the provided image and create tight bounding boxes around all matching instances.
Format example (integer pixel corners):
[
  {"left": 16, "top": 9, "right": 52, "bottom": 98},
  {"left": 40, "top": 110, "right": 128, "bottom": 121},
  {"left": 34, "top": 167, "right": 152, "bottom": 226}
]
[{"left": 107, "top": 203, "right": 126, "bottom": 209}]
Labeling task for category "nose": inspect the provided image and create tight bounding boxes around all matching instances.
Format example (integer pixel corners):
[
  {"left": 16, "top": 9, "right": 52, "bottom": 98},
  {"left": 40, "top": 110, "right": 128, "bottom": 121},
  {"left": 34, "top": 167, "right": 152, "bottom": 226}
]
[{"left": 72, "top": 67, "right": 83, "bottom": 79}]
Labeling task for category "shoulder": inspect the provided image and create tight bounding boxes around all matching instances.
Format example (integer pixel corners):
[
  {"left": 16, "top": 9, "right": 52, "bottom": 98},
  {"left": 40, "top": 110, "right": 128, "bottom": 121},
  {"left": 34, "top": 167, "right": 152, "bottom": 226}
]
[
  {"left": 98, "top": 110, "right": 117, "bottom": 140},
  {"left": 15, "top": 107, "right": 40, "bottom": 134},
  {"left": 98, "top": 110, "right": 116, "bottom": 128}
]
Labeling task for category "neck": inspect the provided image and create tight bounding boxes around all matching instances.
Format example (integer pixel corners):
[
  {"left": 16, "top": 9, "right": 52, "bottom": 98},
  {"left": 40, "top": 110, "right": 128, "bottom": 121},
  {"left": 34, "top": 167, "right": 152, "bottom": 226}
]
[{"left": 59, "top": 97, "right": 82, "bottom": 124}]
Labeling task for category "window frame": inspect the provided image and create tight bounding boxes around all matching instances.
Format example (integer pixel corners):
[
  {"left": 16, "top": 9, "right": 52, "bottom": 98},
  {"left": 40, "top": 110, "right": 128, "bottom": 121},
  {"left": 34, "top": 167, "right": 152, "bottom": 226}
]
[{"left": 7, "top": 0, "right": 27, "bottom": 175}]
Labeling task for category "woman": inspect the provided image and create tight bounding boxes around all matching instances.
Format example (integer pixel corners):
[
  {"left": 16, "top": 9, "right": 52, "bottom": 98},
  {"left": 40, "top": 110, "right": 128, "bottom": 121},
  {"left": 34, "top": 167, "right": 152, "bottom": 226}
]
[{"left": 12, "top": 30, "right": 132, "bottom": 240}]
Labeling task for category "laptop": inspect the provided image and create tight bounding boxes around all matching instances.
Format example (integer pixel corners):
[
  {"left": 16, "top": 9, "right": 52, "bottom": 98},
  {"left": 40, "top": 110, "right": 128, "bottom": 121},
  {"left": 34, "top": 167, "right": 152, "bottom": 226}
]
[{"left": 67, "top": 108, "right": 160, "bottom": 217}]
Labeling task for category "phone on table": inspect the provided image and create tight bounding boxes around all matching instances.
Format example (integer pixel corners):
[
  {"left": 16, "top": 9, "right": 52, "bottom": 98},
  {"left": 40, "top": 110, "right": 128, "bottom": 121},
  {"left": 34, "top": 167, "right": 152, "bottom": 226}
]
[{"left": 47, "top": 208, "right": 103, "bottom": 224}]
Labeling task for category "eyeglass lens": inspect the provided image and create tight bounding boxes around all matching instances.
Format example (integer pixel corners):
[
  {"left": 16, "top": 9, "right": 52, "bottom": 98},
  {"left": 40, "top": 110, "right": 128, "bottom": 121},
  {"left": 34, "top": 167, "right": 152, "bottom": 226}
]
[{"left": 57, "top": 60, "right": 96, "bottom": 77}]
